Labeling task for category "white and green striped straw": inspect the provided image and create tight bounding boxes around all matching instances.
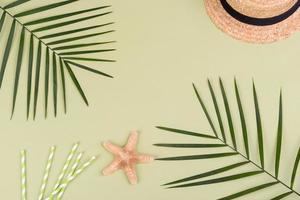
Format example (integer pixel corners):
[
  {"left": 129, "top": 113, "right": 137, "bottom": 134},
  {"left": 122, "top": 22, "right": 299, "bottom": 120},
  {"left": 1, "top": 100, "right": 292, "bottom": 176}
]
[
  {"left": 69, "top": 152, "right": 84, "bottom": 176},
  {"left": 20, "top": 150, "right": 27, "bottom": 200},
  {"left": 55, "top": 156, "right": 97, "bottom": 200},
  {"left": 38, "top": 146, "right": 56, "bottom": 200},
  {"left": 52, "top": 142, "right": 79, "bottom": 191},
  {"left": 54, "top": 152, "right": 84, "bottom": 200}
]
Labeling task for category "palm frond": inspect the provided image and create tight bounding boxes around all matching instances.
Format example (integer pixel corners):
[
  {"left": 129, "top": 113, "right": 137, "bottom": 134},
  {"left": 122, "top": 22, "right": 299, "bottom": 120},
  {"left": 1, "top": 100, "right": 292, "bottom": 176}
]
[
  {"left": 155, "top": 79, "right": 300, "bottom": 199},
  {"left": 0, "top": 0, "right": 115, "bottom": 119}
]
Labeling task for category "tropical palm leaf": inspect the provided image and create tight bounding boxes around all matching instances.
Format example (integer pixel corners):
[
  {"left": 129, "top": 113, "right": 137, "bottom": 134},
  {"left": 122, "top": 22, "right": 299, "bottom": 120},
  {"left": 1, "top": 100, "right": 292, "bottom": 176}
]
[
  {"left": 0, "top": 0, "right": 115, "bottom": 119},
  {"left": 155, "top": 78, "right": 300, "bottom": 199}
]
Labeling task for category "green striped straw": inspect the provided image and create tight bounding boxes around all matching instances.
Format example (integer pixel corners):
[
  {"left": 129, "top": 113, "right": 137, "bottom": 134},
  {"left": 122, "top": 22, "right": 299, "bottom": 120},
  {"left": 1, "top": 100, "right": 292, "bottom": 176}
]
[
  {"left": 69, "top": 152, "right": 84, "bottom": 176},
  {"left": 52, "top": 152, "right": 84, "bottom": 198},
  {"left": 53, "top": 152, "right": 84, "bottom": 199},
  {"left": 56, "top": 156, "right": 97, "bottom": 200},
  {"left": 44, "top": 143, "right": 79, "bottom": 200},
  {"left": 52, "top": 142, "right": 79, "bottom": 191},
  {"left": 38, "top": 146, "right": 56, "bottom": 200},
  {"left": 20, "top": 150, "right": 27, "bottom": 200}
]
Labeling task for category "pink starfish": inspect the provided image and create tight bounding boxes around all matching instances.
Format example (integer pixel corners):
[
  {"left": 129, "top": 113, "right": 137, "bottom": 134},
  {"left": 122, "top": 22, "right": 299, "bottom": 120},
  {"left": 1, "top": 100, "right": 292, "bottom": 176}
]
[{"left": 102, "top": 131, "right": 154, "bottom": 185}]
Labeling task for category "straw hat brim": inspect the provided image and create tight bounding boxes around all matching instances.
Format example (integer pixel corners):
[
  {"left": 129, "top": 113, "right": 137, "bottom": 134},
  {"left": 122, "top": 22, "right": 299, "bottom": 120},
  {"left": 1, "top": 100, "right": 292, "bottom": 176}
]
[{"left": 204, "top": 0, "right": 300, "bottom": 43}]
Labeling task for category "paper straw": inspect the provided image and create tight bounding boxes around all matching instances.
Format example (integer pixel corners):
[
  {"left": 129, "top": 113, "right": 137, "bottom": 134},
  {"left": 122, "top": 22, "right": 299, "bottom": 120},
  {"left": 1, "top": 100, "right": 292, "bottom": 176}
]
[
  {"left": 53, "top": 143, "right": 79, "bottom": 191},
  {"left": 71, "top": 156, "right": 97, "bottom": 180},
  {"left": 55, "top": 156, "right": 97, "bottom": 200},
  {"left": 20, "top": 150, "right": 27, "bottom": 200},
  {"left": 38, "top": 146, "right": 56, "bottom": 200},
  {"left": 54, "top": 152, "right": 84, "bottom": 200},
  {"left": 69, "top": 152, "right": 84, "bottom": 176}
]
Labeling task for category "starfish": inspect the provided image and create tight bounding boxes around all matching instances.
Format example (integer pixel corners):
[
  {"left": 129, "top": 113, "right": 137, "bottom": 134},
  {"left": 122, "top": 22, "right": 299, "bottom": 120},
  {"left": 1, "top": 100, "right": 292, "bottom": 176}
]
[{"left": 102, "top": 131, "right": 154, "bottom": 185}]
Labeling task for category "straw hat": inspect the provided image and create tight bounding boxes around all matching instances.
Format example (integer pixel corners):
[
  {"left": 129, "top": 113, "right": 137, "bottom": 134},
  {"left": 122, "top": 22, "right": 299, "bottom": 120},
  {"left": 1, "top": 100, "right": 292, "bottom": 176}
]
[{"left": 204, "top": 0, "right": 300, "bottom": 43}]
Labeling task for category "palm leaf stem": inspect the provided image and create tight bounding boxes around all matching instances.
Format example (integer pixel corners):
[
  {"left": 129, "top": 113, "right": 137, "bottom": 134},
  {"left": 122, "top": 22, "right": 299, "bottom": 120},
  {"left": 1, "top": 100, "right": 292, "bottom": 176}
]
[
  {"left": 191, "top": 82, "right": 299, "bottom": 196},
  {"left": 0, "top": 5, "right": 112, "bottom": 67},
  {"left": 214, "top": 136, "right": 300, "bottom": 196},
  {"left": 0, "top": 5, "right": 113, "bottom": 117},
  {"left": 0, "top": 6, "right": 58, "bottom": 56}
]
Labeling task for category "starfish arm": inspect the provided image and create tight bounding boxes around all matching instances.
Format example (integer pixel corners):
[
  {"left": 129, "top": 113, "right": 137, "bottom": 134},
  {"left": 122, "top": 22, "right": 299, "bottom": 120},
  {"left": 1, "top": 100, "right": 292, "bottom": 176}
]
[
  {"left": 137, "top": 154, "right": 154, "bottom": 163},
  {"left": 124, "top": 165, "right": 138, "bottom": 185},
  {"left": 103, "top": 142, "right": 124, "bottom": 155},
  {"left": 102, "top": 158, "right": 122, "bottom": 175},
  {"left": 125, "top": 131, "right": 138, "bottom": 151}
]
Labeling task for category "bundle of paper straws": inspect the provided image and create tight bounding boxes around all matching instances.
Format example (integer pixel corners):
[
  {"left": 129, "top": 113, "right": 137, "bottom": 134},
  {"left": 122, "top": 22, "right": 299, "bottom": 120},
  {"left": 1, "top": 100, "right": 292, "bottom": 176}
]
[{"left": 20, "top": 142, "right": 97, "bottom": 200}]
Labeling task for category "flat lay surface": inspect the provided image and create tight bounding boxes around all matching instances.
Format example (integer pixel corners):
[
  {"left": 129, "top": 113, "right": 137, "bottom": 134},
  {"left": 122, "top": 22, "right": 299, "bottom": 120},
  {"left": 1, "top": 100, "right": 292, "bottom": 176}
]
[{"left": 0, "top": 0, "right": 300, "bottom": 199}]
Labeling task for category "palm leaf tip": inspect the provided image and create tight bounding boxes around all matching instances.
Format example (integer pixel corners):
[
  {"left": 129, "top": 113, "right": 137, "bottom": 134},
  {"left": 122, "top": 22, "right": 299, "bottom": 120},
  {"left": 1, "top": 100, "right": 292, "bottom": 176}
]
[
  {"left": 219, "top": 78, "right": 237, "bottom": 149},
  {"left": 11, "top": 27, "right": 25, "bottom": 118},
  {"left": 275, "top": 91, "right": 283, "bottom": 178},
  {"left": 290, "top": 147, "right": 300, "bottom": 189},
  {"left": 163, "top": 161, "right": 249, "bottom": 186},
  {"left": 59, "top": 58, "right": 67, "bottom": 114},
  {"left": 252, "top": 81, "right": 264, "bottom": 169},
  {"left": 0, "top": 20, "right": 16, "bottom": 88},
  {"left": 0, "top": 12, "right": 6, "bottom": 32},
  {"left": 153, "top": 143, "right": 225, "bottom": 148},
  {"left": 32, "top": 12, "right": 113, "bottom": 33},
  {"left": 44, "top": 48, "right": 50, "bottom": 118},
  {"left": 64, "top": 62, "right": 89, "bottom": 106},
  {"left": 52, "top": 40, "right": 115, "bottom": 50},
  {"left": 234, "top": 79, "right": 250, "bottom": 159},
  {"left": 3, "top": 0, "right": 30, "bottom": 10},
  {"left": 192, "top": 83, "right": 218, "bottom": 137},
  {"left": 218, "top": 182, "right": 279, "bottom": 200},
  {"left": 65, "top": 61, "right": 113, "bottom": 78},
  {"left": 167, "top": 170, "right": 263, "bottom": 189},
  {"left": 52, "top": 54, "right": 58, "bottom": 117},
  {"left": 270, "top": 191, "right": 293, "bottom": 200},
  {"left": 156, "top": 152, "right": 238, "bottom": 161},
  {"left": 32, "top": 41, "right": 42, "bottom": 120},
  {"left": 26, "top": 34, "right": 34, "bottom": 119},
  {"left": 14, "top": 0, "right": 78, "bottom": 18},
  {"left": 207, "top": 78, "right": 226, "bottom": 142},
  {"left": 24, "top": 5, "right": 112, "bottom": 26},
  {"left": 63, "top": 57, "right": 116, "bottom": 63},
  {"left": 156, "top": 126, "right": 216, "bottom": 139}
]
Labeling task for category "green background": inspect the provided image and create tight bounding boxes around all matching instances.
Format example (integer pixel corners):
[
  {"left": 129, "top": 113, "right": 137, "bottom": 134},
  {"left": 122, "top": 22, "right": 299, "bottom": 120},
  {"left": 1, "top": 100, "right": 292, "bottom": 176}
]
[{"left": 0, "top": 0, "right": 299, "bottom": 199}]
